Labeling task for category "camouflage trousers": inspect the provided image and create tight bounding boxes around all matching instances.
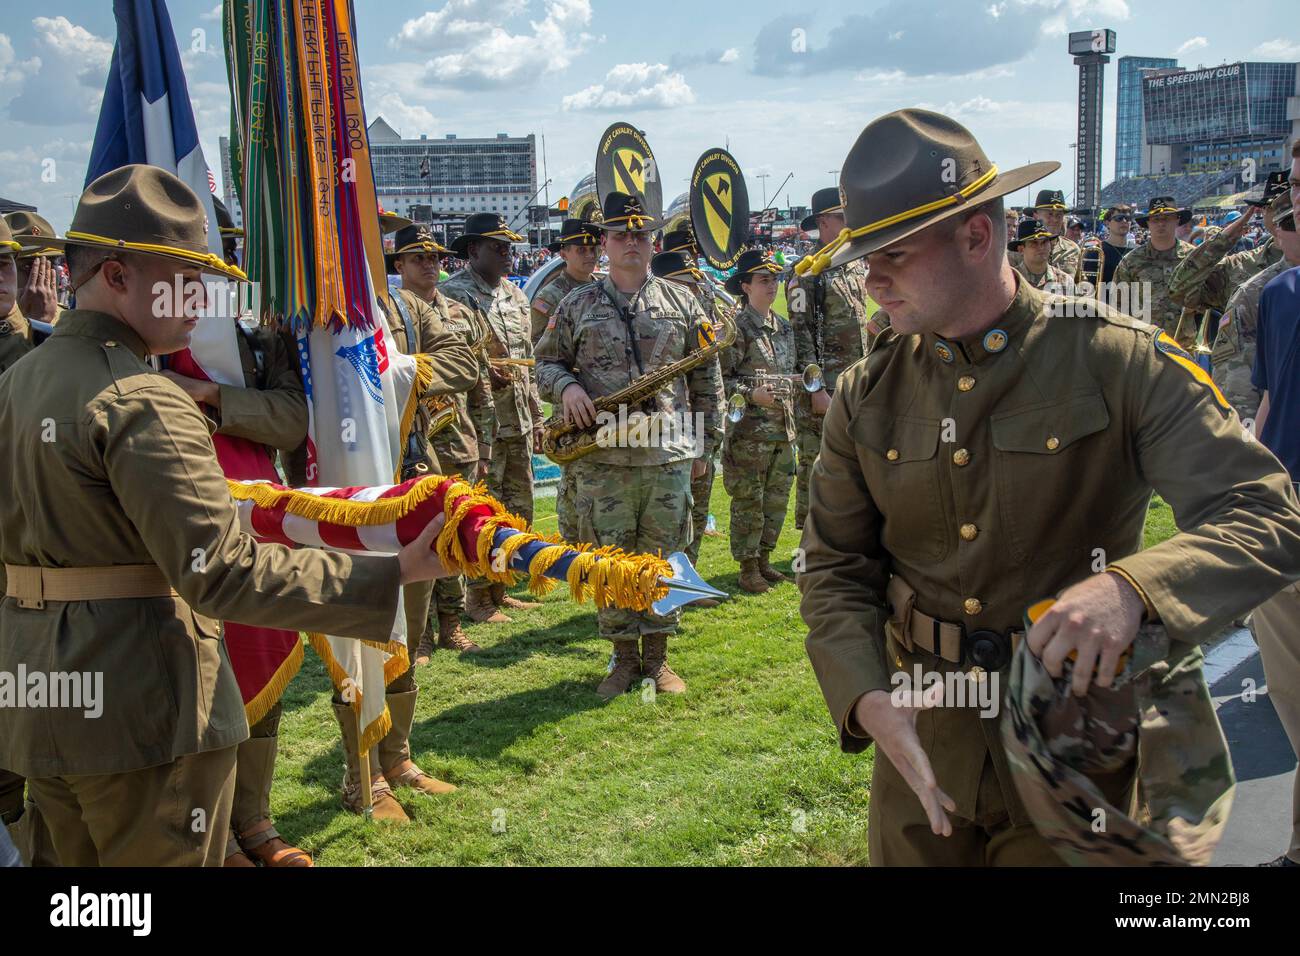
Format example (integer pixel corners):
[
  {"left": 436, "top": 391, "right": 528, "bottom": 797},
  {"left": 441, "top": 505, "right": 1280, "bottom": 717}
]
[
  {"left": 722, "top": 437, "right": 795, "bottom": 561},
  {"left": 556, "top": 468, "right": 579, "bottom": 544},
  {"left": 471, "top": 435, "right": 534, "bottom": 600},
  {"left": 684, "top": 453, "right": 716, "bottom": 565},
  {"left": 794, "top": 411, "right": 823, "bottom": 530},
  {"left": 571, "top": 457, "right": 692, "bottom": 641},
  {"left": 429, "top": 457, "right": 476, "bottom": 616}
]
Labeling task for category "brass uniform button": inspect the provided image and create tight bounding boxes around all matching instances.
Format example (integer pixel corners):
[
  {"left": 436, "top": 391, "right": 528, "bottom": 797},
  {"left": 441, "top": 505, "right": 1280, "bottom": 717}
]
[
  {"left": 953, "top": 448, "right": 970, "bottom": 467},
  {"left": 969, "top": 666, "right": 986, "bottom": 682},
  {"left": 963, "top": 597, "right": 982, "bottom": 615},
  {"left": 886, "top": 448, "right": 900, "bottom": 462},
  {"left": 960, "top": 523, "right": 978, "bottom": 541},
  {"left": 1046, "top": 436, "right": 1060, "bottom": 451},
  {"left": 894, "top": 655, "right": 904, "bottom": 669},
  {"left": 105, "top": 340, "right": 118, "bottom": 348},
  {"left": 957, "top": 375, "right": 975, "bottom": 392}
]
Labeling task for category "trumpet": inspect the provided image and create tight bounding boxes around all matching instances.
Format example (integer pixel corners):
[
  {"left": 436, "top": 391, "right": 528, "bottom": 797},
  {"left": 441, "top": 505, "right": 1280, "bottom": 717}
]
[{"left": 726, "top": 364, "right": 824, "bottom": 423}]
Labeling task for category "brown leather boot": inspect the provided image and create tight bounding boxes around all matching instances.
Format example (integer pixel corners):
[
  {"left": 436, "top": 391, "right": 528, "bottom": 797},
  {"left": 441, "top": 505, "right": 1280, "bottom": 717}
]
[
  {"left": 332, "top": 702, "right": 409, "bottom": 822},
  {"left": 759, "top": 553, "right": 788, "bottom": 583},
  {"left": 493, "top": 582, "right": 541, "bottom": 611},
  {"left": 378, "top": 690, "right": 458, "bottom": 797},
  {"left": 239, "top": 821, "right": 313, "bottom": 867},
  {"left": 223, "top": 833, "right": 257, "bottom": 867},
  {"left": 596, "top": 639, "right": 643, "bottom": 700},
  {"left": 413, "top": 636, "right": 436, "bottom": 666},
  {"left": 641, "top": 633, "right": 686, "bottom": 694},
  {"left": 738, "top": 558, "right": 770, "bottom": 594},
  {"left": 466, "top": 585, "right": 510, "bottom": 624},
  {"left": 436, "top": 611, "right": 481, "bottom": 652}
]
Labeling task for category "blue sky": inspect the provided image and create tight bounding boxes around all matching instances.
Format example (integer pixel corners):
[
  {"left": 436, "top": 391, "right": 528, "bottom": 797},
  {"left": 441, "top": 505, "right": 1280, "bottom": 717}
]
[{"left": 2, "top": 0, "right": 1297, "bottom": 232}]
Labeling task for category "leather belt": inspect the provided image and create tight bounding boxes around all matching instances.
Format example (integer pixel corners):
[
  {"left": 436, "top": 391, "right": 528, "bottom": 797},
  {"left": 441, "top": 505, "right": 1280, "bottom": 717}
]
[
  {"left": 4, "top": 564, "right": 177, "bottom": 610},
  {"left": 885, "top": 575, "right": 1023, "bottom": 671}
]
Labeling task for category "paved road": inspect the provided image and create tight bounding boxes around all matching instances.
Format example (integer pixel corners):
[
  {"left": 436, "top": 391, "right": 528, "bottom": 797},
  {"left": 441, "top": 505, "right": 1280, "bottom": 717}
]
[{"left": 1209, "top": 631, "right": 1297, "bottom": 866}]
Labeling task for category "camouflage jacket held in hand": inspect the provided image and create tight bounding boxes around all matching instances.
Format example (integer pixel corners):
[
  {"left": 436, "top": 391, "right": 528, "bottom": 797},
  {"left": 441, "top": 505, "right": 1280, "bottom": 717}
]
[
  {"left": 1112, "top": 239, "right": 1197, "bottom": 346},
  {"left": 786, "top": 256, "right": 874, "bottom": 393},
  {"left": 441, "top": 266, "right": 542, "bottom": 441},
  {"left": 535, "top": 273, "right": 725, "bottom": 466},
  {"left": 721, "top": 302, "right": 797, "bottom": 444},
  {"left": 1169, "top": 232, "right": 1283, "bottom": 314}
]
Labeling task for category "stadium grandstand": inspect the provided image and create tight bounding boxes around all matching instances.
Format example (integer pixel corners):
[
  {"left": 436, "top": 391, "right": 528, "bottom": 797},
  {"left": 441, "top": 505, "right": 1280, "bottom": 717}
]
[{"left": 1097, "top": 167, "right": 1243, "bottom": 212}]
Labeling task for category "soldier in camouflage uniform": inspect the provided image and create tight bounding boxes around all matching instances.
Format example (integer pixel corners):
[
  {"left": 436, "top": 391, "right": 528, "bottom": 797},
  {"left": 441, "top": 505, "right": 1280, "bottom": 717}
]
[
  {"left": 531, "top": 218, "right": 599, "bottom": 548},
  {"left": 1113, "top": 197, "right": 1197, "bottom": 347},
  {"left": 1210, "top": 195, "right": 1298, "bottom": 422},
  {"left": 536, "top": 192, "right": 724, "bottom": 698},
  {"left": 1008, "top": 218, "right": 1076, "bottom": 294},
  {"left": 655, "top": 230, "right": 728, "bottom": 598},
  {"left": 720, "top": 250, "right": 797, "bottom": 594},
  {"left": 1169, "top": 186, "right": 1286, "bottom": 315},
  {"left": 787, "top": 187, "right": 878, "bottom": 529},
  {"left": 386, "top": 222, "right": 493, "bottom": 657},
  {"left": 1029, "top": 189, "right": 1081, "bottom": 281},
  {"left": 530, "top": 218, "right": 599, "bottom": 344},
  {"left": 443, "top": 213, "right": 544, "bottom": 624}
]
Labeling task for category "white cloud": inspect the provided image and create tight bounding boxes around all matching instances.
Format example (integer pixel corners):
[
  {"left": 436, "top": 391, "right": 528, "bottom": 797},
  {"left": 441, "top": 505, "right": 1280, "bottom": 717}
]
[
  {"left": 561, "top": 62, "right": 695, "bottom": 112},
  {"left": 0, "top": 34, "right": 41, "bottom": 93},
  {"left": 6, "top": 18, "right": 113, "bottom": 126},
  {"left": 913, "top": 95, "right": 1074, "bottom": 131},
  {"left": 1252, "top": 38, "right": 1300, "bottom": 60},
  {"left": 1176, "top": 36, "right": 1208, "bottom": 56},
  {"left": 399, "top": 0, "right": 593, "bottom": 89},
  {"left": 719, "top": 48, "right": 739, "bottom": 64},
  {"left": 201, "top": 3, "right": 223, "bottom": 21},
  {"left": 371, "top": 95, "right": 437, "bottom": 137},
  {"left": 31, "top": 16, "right": 112, "bottom": 68},
  {"left": 1038, "top": 0, "right": 1130, "bottom": 38}
]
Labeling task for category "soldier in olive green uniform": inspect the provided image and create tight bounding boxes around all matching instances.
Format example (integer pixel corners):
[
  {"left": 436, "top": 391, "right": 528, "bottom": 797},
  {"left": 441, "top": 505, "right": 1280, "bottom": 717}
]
[
  {"left": 720, "top": 250, "right": 797, "bottom": 595},
  {"left": 787, "top": 187, "right": 878, "bottom": 529},
  {"left": 442, "top": 214, "right": 544, "bottom": 624},
  {"left": 797, "top": 111, "right": 1300, "bottom": 866},
  {"left": 536, "top": 192, "right": 724, "bottom": 698},
  {"left": 1112, "top": 197, "right": 1197, "bottom": 347},
  {"left": 531, "top": 218, "right": 600, "bottom": 547},
  {"left": 159, "top": 301, "right": 314, "bottom": 866},
  {"left": 1210, "top": 195, "right": 1298, "bottom": 421},
  {"left": 0, "top": 165, "right": 465, "bottom": 866},
  {"left": 386, "top": 222, "right": 493, "bottom": 659},
  {"left": 5, "top": 211, "right": 64, "bottom": 331},
  {"left": 0, "top": 220, "right": 33, "bottom": 374}
]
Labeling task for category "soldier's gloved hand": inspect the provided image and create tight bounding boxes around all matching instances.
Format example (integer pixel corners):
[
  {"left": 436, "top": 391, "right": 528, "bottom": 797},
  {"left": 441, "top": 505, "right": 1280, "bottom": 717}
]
[
  {"left": 750, "top": 384, "right": 776, "bottom": 408},
  {"left": 398, "top": 514, "right": 450, "bottom": 584},
  {"left": 810, "top": 388, "right": 831, "bottom": 416},
  {"left": 561, "top": 383, "right": 597, "bottom": 429},
  {"left": 1026, "top": 571, "right": 1145, "bottom": 697},
  {"left": 852, "top": 687, "right": 956, "bottom": 836}
]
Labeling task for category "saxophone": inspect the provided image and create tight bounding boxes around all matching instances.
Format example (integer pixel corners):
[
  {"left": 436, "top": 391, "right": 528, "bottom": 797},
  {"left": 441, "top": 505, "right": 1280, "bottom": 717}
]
[
  {"left": 541, "top": 282, "right": 737, "bottom": 464},
  {"left": 424, "top": 305, "right": 491, "bottom": 436}
]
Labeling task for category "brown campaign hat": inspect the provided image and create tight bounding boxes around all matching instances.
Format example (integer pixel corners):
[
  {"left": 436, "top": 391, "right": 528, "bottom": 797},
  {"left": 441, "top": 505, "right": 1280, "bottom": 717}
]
[
  {"left": 0, "top": 219, "right": 21, "bottom": 255},
  {"left": 1007, "top": 217, "right": 1058, "bottom": 251},
  {"left": 650, "top": 250, "right": 703, "bottom": 285},
  {"left": 35, "top": 164, "right": 245, "bottom": 281},
  {"left": 724, "top": 247, "right": 781, "bottom": 295},
  {"left": 4, "top": 211, "right": 63, "bottom": 258},
  {"left": 797, "top": 109, "right": 1058, "bottom": 276},
  {"left": 1135, "top": 195, "right": 1191, "bottom": 227},
  {"left": 660, "top": 227, "right": 697, "bottom": 256}
]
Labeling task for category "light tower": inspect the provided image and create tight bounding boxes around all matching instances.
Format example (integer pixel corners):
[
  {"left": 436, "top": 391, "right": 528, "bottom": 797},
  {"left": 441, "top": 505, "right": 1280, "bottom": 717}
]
[{"left": 1069, "top": 29, "right": 1116, "bottom": 216}]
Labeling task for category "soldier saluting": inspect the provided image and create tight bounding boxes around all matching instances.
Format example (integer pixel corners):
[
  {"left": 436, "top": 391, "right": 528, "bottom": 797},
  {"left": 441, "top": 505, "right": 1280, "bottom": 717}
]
[
  {"left": 0, "top": 166, "right": 457, "bottom": 866},
  {"left": 798, "top": 111, "right": 1300, "bottom": 866}
]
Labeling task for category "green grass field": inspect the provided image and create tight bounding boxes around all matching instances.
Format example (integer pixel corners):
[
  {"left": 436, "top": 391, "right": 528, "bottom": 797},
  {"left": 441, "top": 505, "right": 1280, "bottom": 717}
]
[{"left": 268, "top": 483, "right": 1177, "bottom": 866}]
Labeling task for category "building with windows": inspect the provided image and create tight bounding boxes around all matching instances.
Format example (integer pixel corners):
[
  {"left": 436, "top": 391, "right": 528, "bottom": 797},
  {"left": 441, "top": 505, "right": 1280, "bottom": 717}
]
[
  {"left": 1140, "top": 61, "right": 1298, "bottom": 176},
  {"left": 367, "top": 117, "right": 537, "bottom": 234},
  {"left": 1115, "top": 55, "right": 1178, "bottom": 180}
]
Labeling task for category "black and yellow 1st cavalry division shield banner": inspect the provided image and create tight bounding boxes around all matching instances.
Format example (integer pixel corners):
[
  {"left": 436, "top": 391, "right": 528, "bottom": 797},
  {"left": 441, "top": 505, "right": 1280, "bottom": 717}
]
[
  {"left": 595, "top": 121, "right": 663, "bottom": 222},
  {"left": 689, "top": 148, "right": 749, "bottom": 269}
]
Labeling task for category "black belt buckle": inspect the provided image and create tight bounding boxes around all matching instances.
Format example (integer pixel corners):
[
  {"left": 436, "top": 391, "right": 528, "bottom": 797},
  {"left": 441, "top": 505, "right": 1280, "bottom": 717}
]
[{"left": 963, "top": 628, "right": 1013, "bottom": 672}]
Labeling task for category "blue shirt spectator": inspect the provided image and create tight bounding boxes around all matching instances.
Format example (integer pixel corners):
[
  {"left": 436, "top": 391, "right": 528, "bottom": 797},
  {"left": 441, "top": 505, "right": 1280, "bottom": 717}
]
[{"left": 1252, "top": 265, "right": 1300, "bottom": 479}]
